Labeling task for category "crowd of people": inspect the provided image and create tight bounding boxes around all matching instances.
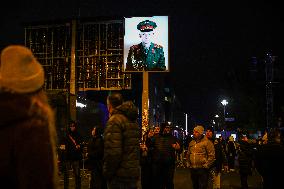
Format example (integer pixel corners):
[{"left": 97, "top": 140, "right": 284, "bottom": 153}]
[{"left": 1, "top": 44, "right": 284, "bottom": 189}]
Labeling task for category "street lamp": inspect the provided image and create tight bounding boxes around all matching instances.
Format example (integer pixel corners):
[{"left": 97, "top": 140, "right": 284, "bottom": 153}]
[{"left": 221, "top": 99, "right": 228, "bottom": 121}]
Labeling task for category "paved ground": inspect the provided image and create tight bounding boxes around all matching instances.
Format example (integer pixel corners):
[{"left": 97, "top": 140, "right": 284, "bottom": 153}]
[
  {"left": 174, "top": 168, "right": 263, "bottom": 189},
  {"left": 59, "top": 167, "right": 263, "bottom": 189}
]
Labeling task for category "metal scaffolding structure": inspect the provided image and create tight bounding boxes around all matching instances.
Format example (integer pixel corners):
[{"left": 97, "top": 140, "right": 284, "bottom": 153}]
[{"left": 265, "top": 52, "right": 275, "bottom": 128}]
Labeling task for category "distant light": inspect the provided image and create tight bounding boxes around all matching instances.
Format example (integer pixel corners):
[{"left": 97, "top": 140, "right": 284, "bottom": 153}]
[
  {"left": 215, "top": 114, "right": 219, "bottom": 118},
  {"left": 221, "top": 99, "right": 228, "bottom": 106},
  {"left": 76, "top": 100, "right": 86, "bottom": 108}
]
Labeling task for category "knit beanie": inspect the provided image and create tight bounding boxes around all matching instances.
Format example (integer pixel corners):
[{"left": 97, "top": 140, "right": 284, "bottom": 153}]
[
  {"left": 194, "top": 125, "right": 204, "bottom": 135},
  {"left": 0, "top": 45, "right": 44, "bottom": 93}
]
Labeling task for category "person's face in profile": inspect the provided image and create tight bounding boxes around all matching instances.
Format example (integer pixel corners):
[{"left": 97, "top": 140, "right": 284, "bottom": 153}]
[
  {"left": 139, "top": 31, "right": 154, "bottom": 46},
  {"left": 206, "top": 130, "right": 213, "bottom": 139}
]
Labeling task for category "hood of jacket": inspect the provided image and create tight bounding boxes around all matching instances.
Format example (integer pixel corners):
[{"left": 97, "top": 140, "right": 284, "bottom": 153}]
[
  {"left": 0, "top": 91, "right": 33, "bottom": 127},
  {"left": 112, "top": 101, "right": 138, "bottom": 122}
]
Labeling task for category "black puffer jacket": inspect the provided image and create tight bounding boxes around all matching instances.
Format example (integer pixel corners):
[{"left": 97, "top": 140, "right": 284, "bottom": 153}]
[
  {"left": 208, "top": 138, "right": 228, "bottom": 173},
  {"left": 103, "top": 101, "right": 140, "bottom": 182},
  {"left": 151, "top": 133, "right": 179, "bottom": 165},
  {"left": 61, "top": 128, "right": 83, "bottom": 161},
  {"left": 255, "top": 141, "right": 284, "bottom": 189},
  {"left": 238, "top": 140, "right": 253, "bottom": 174},
  {"left": 0, "top": 91, "right": 59, "bottom": 189}
]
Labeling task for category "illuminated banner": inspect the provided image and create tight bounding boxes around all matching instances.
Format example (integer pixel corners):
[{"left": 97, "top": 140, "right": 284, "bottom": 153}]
[
  {"left": 124, "top": 16, "right": 169, "bottom": 72},
  {"left": 225, "top": 117, "right": 235, "bottom": 122}
]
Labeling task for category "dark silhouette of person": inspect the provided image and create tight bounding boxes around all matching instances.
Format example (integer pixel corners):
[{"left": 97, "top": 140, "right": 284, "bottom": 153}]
[
  {"left": 151, "top": 123, "right": 181, "bottom": 189},
  {"left": 255, "top": 128, "right": 284, "bottom": 189},
  {"left": 237, "top": 134, "right": 254, "bottom": 189},
  {"left": 60, "top": 121, "right": 83, "bottom": 189},
  {"left": 103, "top": 92, "right": 140, "bottom": 189},
  {"left": 87, "top": 126, "right": 107, "bottom": 189}
]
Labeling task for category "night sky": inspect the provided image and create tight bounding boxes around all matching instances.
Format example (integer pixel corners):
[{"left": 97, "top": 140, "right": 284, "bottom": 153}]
[{"left": 1, "top": 0, "right": 283, "bottom": 125}]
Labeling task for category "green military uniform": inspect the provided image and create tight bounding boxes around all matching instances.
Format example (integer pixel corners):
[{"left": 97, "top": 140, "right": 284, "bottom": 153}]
[
  {"left": 125, "top": 20, "right": 166, "bottom": 71},
  {"left": 126, "top": 42, "right": 165, "bottom": 71}
]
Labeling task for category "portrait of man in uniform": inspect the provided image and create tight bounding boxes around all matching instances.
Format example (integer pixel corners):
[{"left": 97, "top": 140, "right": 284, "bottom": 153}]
[{"left": 124, "top": 16, "right": 169, "bottom": 72}]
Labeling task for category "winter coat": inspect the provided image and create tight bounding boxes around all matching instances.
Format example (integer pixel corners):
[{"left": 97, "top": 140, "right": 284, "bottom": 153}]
[
  {"left": 208, "top": 138, "right": 228, "bottom": 173},
  {"left": 237, "top": 140, "right": 253, "bottom": 175},
  {"left": 227, "top": 141, "right": 237, "bottom": 158},
  {"left": 87, "top": 134, "right": 104, "bottom": 171},
  {"left": 0, "top": 91, "right": 59, "bottom": 189},
  {"left": 187, "top": 135, "right": 215, "bottom": 169},
  {"left": 61, "top": 129, "right": 83, "bottom": 161},
  {"left": 151, "top": 133, "right": 179, "bottom": 165},
  {"left": 103, "top": 101, "right": 140, "bottom": 183},
  {"left": 255, "top": 142, "right": 284, "bottom": 189}
]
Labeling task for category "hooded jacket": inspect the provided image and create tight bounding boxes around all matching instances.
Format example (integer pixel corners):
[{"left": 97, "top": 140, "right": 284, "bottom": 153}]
[
  {"left": 0, "top": 91, "right": 59, "bottom": 189},
  {"left": 103, "top": 101, "right": 140, "bottom": 183}
]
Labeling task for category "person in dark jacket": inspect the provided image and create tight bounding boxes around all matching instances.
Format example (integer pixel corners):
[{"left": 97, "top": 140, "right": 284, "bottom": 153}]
[
  {"left": 103, "top": 92, "right": 140, "bottom": 189},
  {"left": 206, "top": 128, "right": 228, "bottom": 189},
  {"left": 140, "top": 128, "right": 154, "bottom": 189},
  {"left": 87, "top": 126, "right": 107, "bottom": 189},
  {"left": 255, "top": 128, "right": 284, "bottom": 189},
  {"left": 237, "top": 134, "right": 254, "bottom": 189},
  {"left": 151, "top": 123, "right": 180, "bottom": 189},
  {"left": 227, "top": 136, "right": 237, "bottom": 172},
  {"left": 0, "top": 45, "right": 59, "bottom": 189},
  {"left": 60, "top": 121, "right": 83, "bottom": 189}
]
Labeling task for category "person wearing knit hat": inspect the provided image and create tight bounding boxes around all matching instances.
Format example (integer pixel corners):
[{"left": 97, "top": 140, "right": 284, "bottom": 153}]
[
  {"left": 187, "top": 125, "right": 215, "bottom": 189},
  {"left": 0, "top": 45, "right": 44, "bottom": 93},
  {"left": 0, "top": 45, "right": 59, "bottom": 189},
  {"left": 206, "top": 128, "right": 228, "bottom": 189},
  {"left": 194, "top": 125, "right": 205, "bottom": 135}
]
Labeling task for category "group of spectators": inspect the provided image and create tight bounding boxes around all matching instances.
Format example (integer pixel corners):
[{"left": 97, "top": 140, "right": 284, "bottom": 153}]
[
  {"left": 1, "top": 44, "right": 283, "bottom": 189},
  {"left": 58, "top": 92, "right": 141, "bottom": 189},
  {"left": 0, "top": 45, "right": 141, "bottom": 189},
  {"left": 185, "top": 125, "right": 284, "bottom": 189}
]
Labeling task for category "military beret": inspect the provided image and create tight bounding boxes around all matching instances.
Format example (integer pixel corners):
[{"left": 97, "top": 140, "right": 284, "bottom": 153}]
[{"left": 137, "top": 20, "right": 157, "bottom": 32}]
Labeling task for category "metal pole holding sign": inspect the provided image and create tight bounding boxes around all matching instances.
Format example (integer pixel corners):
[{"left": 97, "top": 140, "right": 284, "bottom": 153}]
[
  {"left": 142, "top": 71, "right": 149, "bottom": 137},
  {"left": 69, "top": 20, "right": 77, "bottom": 121}
]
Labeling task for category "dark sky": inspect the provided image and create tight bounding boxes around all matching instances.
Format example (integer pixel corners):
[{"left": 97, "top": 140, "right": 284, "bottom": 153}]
[{"left": 1, "top": 0, "right": 283, "bottom": 124}]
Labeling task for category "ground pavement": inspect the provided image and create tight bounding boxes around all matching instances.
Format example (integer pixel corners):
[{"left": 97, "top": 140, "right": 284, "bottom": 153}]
[{"left": 59, "top": 167, "right": 263, "bottom": 189}]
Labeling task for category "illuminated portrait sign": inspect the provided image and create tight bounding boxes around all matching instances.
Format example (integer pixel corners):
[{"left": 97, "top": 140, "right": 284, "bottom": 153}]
[{"left": 124, "top": 16, "right": 169, "bottom": 72}]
